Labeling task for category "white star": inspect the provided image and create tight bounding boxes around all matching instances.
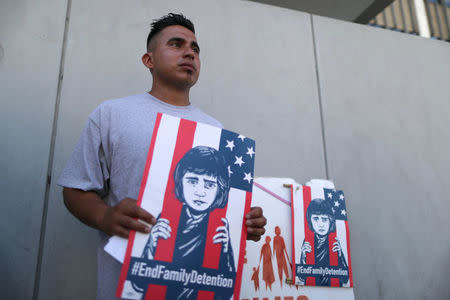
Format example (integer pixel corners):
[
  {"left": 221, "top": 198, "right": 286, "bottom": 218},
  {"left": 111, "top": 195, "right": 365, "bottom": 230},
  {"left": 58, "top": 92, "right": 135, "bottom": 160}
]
[
  {"left": 327, "top": 192, "right": 332, "bottom": 199},
  {"left": 341, "top": 209, "right": 346, "bottom": 216},
  {"left": 339, "top": 194, "right": 344, "bottom": 200},
  {"left": 334, "top": 201, "right": 340, "bottom": 207},
  {"left": 225, "top": 140, "right": 235, "bottom": 151},
  {"left": 234, "top": 156, "right": 244, "bottom": 167},
  {"left": 246, "top": 147, "right": 255, "bottom": 158},
  {"left": 243, "top": 172, "right": 253, "bottom": 183},
  {"left": 227, "top": 165, "right": 233, "bottom": 177},
  {"left": 237, "top": 134, "right": 246, "bottom": 141}
]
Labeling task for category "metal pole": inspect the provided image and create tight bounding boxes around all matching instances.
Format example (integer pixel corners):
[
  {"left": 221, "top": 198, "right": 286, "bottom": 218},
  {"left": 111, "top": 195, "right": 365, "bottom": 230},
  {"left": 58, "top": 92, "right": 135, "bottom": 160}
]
[
  {"left": 433, "top": 1, "right": 444, "bottom": 38},
  {"left": 382, "top": 9, "right": 389, "bottom": 27},
  {"left": 441, "top": 1, "right": 450, "bottom": 40},
  {"left": 423, "top": 0, "right": 435, "bottom": 36},
  {"left": 391, "top": 2, "right": 398, "bottom": 29},
  {"left": 407, "top": 0, "right": 419, "bottom": 33},
  {"left": 413, "top": 0, "right": 432, "bottom": 37},
  {"left": 399, "top": 0, "right": 408, "bottom": 32}
]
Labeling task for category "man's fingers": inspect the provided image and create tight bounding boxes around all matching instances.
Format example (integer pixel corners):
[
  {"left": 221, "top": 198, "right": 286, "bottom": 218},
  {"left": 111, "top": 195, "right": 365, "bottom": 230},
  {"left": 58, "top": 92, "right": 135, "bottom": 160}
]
[
  {"left": 246, "top": 233, "right": 262, "bottom": 242},
  {"left": 247, "top": 226, "right": 265, "bottom": 236},
  {"left": 136, "top": 207, "right": 156, "bottom": 225},
  {"left": 245, "top": 207, "right": 266, "bottom": 228},
  {"left": 246, "top": 217, "right": 267, "bottom": 228},
  {"left": 115, "top": 226, "right": 130, "bottom": 239},
  {"left": 118, "top": 198, "right": 156, "bottom": 225},
  {"left": 245, "top": 206, "right": 263, "bottom": 219},
  {"left": 120, "top": 216, "right": 150, "bottom": 233}
]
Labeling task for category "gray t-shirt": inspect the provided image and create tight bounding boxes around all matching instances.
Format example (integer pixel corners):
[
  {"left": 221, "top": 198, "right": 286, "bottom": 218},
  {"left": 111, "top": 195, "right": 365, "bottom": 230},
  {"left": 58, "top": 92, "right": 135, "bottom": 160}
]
[{"left": 57, "top": 93, "right": 222, "bottom": 299}]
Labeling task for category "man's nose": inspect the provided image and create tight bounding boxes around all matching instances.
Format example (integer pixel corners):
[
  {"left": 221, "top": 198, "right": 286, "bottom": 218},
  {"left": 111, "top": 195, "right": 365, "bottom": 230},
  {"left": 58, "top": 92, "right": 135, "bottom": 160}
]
[{"left": 183, "top": 46, "right": 195, "bottom": 59}]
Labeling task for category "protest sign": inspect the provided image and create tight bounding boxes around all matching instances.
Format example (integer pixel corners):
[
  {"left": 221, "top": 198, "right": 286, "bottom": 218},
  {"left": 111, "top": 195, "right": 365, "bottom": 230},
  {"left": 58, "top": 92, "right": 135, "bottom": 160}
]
[
  {"left": 291, "top": 181, "right": 353, "bottom": 288},
  {"left": 117, "top": 113, "right": 255, "bottom": 299},
  {"left": 240, "top": 178, "right": 355, "bottom": 300}
]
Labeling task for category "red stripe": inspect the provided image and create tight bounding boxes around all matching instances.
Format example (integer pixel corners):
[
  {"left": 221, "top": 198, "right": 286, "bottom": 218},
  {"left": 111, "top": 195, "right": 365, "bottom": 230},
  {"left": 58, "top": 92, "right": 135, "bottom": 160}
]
[
  {"left": 346, "top": 221, "right": 353, "bottom": 287},
  {"left": 233, "top": 191, "right": 252, "bottom": 300},
  {"left": 328, "top": 231, "right": 340, "bottom": 286},
  {"left": 200, "top": 204, "right": 228, "bottom": 300},
  {"left": 197, "top": 290, "right": 214, "bottom": 299},
  {"left": 203, "top": 205, "right": 228, "bottom": 269},
  {"left": 290, "top": 185, "right": 296, "bottom": 281},
  {"left": 147, "top": 118, "right": 197, "bottom": 299},
  {"left": 116, "top": 113, "right": 163, "bottom": 297},
  {"left": 328, "top": 231, "right": 338, "bottom": 266},
  {"left": 145, "top": 285, "right": 166, "bottom": 299},
  {"left": 302, "top": 186, "right": 315, "bottom": 286}
]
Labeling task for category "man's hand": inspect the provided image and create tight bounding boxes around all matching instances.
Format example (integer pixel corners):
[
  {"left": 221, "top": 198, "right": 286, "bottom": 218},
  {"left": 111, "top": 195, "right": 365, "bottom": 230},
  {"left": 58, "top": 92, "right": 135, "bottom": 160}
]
[
  {"left": 62, "top": 188, "right": 156, "bottom": 239},
  {"left": 245, "top": 206, "right": 267, "bottom": 241},
  {"left": 99, "top": 197, "right": 156, "bottom": 238}
]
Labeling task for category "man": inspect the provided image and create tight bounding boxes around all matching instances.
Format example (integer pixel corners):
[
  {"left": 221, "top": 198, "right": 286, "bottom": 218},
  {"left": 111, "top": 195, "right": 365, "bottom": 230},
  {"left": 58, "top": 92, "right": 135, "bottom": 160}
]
[{"left": 58, "top": 13, "right": 266, "bottom": 299}]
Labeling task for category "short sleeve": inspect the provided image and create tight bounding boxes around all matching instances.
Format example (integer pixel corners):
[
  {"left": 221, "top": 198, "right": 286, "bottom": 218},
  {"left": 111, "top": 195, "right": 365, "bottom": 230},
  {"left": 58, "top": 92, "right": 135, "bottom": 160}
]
[{"left": 57, "top": 107, "right": 110, "bottom": 198}]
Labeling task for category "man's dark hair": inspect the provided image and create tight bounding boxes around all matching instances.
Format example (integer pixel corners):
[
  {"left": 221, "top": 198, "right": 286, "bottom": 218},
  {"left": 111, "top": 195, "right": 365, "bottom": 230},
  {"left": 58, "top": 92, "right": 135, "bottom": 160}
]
[
  {"left": 146, "top": 13, "right": 195, "bottom": 51},
  {"left": 173, "top": 146, "right": 230, "bottom": 210},
  {"left": 306, "top": 198, "right": 336, "bottom": 234}
]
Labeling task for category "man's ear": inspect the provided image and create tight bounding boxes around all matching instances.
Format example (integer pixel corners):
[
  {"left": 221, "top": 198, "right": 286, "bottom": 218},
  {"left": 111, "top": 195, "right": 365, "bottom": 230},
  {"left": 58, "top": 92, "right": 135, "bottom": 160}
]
[{"left": 142, "top": 52, "right": 154, "bottom": 71}]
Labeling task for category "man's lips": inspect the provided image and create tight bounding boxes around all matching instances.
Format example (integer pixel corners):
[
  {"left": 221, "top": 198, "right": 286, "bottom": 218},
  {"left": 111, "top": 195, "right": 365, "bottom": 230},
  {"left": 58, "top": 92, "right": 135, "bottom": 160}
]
[
  {"left": 179, "top": 63, "right": 196, "bottom": 71},
  {"left": 193, "top": 200, "right": 206, "bottom": 205}
]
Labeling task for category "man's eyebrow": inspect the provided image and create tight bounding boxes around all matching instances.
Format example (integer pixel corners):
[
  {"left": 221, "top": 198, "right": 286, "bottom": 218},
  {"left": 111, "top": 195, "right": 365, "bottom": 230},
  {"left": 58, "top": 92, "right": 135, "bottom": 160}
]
[
  {"left": 167, "top": 37, "right": 185, "bottom": 44},
  {"left": 204, "top": 178, "right": 217, "bottom": 184},
  {"left": 184, "top": 176, "right": 199, "bottom": 180}
]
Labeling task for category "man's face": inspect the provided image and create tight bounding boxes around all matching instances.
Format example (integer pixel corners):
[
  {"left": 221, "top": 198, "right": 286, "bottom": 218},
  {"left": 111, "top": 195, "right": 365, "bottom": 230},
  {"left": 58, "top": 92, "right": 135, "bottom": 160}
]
[
  {"left": 147, "top": 25, "right": 200, "bottom": 89},
  {"left": 310, "top": 214, "right": 330, "bottom": 236},
  {"left": 182, "top": 171, "right": 218, "bottom": 212}
]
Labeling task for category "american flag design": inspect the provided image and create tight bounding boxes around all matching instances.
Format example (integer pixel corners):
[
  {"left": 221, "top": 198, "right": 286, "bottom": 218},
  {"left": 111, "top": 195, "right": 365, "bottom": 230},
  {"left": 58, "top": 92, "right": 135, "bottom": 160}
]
[
  {"left": 117, "top": 113, "right": 255, "bottom": 299},
  {"left": 291, "top": 184, "right": 353, "bottom": 288}
]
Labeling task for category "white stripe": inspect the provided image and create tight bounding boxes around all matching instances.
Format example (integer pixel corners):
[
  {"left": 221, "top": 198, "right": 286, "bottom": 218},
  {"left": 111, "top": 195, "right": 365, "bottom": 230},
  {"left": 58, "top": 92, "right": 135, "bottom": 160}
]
[
  {"left": 192, "top": 122, "right": 221, "bottom": 149},
  {"left": 336, "top": 220, "right": 349, "bottom": 264},
  {"left": 132, "top": 114, "right": 180, "bottom": 257},
  {"left": 226, "top": 187, "right": 246, "bottom": 270},
  {"left": 310, "top": 184, "right": 325, "bottom": 200}
]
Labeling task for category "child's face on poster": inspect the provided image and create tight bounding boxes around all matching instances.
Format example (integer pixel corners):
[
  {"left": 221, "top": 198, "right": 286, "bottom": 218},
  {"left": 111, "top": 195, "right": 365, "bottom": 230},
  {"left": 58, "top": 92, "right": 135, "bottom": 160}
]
[
  {"left": 182, "top": 171, "right": 218, "bottom": 212},
  {"left": 310, "top": 214, "right": 330, "bottom": 236}
]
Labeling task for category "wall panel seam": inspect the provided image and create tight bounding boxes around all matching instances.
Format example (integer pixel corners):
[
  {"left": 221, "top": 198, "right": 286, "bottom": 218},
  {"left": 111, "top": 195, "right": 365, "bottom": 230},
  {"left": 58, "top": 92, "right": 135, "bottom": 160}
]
[
  {"left": 309, "top": 14, "right": 330, "bottom": 179},
  {"left": 33, "top": 1, "right": 72, "bottom": 299}
]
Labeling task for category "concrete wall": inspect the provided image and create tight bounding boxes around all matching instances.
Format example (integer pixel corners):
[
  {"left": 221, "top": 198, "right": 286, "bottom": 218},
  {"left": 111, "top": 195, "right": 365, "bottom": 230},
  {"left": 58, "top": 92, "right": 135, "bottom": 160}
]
[
  {"left": 0, "top": 0, "right": 66, "bottom": 299},
  {"left": 313, "top": 16, "right": 450, "bottom": 299},
  {"left": 1, "top": 0, "right": 449, "bottom": 299}
]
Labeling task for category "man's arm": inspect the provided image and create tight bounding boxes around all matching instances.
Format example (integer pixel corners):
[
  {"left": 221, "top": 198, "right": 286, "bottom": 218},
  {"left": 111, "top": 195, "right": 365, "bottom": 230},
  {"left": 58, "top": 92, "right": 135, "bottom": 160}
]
[{"left": 63, "top": 188, "right": 156, "bottom": 238}]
